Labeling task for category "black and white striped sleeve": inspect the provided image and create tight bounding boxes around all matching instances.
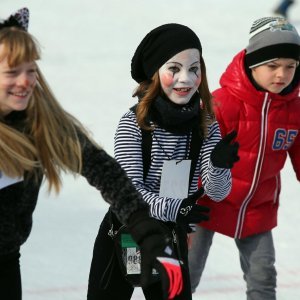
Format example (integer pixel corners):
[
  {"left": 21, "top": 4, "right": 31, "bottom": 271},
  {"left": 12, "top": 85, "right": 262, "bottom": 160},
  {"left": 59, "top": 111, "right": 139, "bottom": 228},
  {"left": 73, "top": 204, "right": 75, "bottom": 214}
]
[{"left": 199, "top": 121, "right": 232, "bottom": 201}]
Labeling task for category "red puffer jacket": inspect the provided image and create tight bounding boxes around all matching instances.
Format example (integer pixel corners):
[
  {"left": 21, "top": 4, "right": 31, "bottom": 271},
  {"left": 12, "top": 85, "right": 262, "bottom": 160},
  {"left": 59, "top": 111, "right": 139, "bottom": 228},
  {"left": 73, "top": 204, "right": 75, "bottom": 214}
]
[{"left": 198, "top": 50, "right": 300, "bottom": 239}]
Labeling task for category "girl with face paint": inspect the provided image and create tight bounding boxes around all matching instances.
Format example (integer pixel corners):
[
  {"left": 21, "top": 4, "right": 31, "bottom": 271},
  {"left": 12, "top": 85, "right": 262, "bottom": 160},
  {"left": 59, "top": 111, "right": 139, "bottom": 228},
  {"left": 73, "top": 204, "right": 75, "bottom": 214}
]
[
  {"left": 87, "top": 23, "right": 239, "bottom": 300},
  {"left": 0, "top": 9, "right": 183, "bottom": 300}
]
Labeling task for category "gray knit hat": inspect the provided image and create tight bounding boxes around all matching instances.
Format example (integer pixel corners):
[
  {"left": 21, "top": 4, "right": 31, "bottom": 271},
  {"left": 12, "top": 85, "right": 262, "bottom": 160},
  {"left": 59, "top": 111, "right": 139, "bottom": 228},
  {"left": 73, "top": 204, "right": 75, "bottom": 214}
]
[{"left": 245, "top": 17, "right": 300, "bottom": 68}]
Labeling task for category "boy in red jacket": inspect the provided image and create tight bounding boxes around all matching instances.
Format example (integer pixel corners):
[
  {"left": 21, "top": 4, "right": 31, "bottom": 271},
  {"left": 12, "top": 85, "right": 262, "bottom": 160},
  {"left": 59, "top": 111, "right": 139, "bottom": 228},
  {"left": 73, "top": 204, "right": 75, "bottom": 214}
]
[{"left": 188, "top": 17, "right": 300, "bottom": 300}]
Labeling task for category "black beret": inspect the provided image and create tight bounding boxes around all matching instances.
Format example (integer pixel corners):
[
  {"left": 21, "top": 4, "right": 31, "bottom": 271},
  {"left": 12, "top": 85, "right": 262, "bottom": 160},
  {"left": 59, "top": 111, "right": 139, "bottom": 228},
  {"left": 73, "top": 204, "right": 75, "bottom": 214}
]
[{"left": 131, "top": 23, "right": 202, "bottom": 83}]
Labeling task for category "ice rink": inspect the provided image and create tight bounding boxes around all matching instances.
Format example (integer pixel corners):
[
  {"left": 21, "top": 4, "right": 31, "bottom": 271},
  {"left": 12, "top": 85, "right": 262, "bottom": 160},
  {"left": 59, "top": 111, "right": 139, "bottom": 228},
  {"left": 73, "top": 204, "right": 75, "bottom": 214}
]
[{"left": 1, "top": 0, "right": 300, "bottom": 299}]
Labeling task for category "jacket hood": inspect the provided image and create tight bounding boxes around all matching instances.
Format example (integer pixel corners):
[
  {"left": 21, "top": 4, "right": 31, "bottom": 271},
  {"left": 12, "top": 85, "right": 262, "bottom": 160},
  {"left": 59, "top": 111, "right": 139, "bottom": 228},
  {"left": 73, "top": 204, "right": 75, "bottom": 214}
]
[{"left": 219, "top": 50, "right": 300, "bottom": 107}]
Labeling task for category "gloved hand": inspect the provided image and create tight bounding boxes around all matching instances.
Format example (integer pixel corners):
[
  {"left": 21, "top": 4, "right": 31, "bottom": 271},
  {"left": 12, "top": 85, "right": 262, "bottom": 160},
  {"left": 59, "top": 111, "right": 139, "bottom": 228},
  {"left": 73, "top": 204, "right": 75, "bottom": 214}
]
[
  {"left": 176, "top": 188, "right": 210, "bottom": 225},
  {"left": 127, "top": 209, "right": 183, "bottom": 299},
  {"left": 210, "top": 130, "right": 240, "bottom": 169}
]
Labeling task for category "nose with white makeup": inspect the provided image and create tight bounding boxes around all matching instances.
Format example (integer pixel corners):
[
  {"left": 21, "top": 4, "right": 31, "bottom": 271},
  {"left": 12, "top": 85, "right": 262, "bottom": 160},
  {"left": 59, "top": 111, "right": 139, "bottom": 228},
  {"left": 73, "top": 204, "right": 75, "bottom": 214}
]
[{"left": 177, "top": 69, "right": 193, "bottom": 84}]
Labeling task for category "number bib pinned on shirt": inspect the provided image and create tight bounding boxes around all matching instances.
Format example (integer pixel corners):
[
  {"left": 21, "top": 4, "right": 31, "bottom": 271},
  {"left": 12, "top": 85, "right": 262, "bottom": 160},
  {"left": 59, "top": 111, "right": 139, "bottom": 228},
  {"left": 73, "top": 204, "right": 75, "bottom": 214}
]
[{"left": 159, "top": 160, "right": 191, "bottom": 199}]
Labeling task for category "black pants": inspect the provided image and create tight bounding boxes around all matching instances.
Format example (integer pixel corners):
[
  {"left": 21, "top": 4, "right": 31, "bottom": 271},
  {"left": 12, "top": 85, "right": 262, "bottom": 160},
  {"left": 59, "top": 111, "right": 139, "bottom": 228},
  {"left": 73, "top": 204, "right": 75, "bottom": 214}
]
[
  {"left": 87, "top": 210, "right": 192, "bottom": 300},
  {"left": 0, "top": 251, "right": 22, "bottom": 300}
]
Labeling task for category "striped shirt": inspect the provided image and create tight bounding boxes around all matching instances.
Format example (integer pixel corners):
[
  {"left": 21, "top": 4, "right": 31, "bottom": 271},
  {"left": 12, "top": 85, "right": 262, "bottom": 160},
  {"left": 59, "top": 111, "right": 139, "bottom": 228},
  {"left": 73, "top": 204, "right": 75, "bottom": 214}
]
[{"left": 114, "top": 110, "right": 231, "bottom": 222}]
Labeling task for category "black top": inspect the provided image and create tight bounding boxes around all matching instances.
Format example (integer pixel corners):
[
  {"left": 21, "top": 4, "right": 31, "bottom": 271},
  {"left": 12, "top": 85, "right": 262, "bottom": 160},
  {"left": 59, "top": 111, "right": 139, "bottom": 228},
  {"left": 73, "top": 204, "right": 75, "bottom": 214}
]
[{"left": 0, "top": 111, "right": 147, "bottom": 256}]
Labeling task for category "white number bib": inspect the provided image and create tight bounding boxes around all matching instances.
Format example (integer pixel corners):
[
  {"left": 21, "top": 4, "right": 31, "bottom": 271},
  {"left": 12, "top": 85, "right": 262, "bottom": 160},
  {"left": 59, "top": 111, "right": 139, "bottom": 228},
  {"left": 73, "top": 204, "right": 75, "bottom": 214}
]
[{"left": 159, "top": 160, "right": 191, "bottom": 199}]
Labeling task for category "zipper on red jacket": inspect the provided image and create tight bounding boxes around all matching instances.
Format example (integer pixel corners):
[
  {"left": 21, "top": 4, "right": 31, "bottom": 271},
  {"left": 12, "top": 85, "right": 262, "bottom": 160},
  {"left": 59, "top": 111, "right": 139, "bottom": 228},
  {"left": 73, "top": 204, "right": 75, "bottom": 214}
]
[{"left": 234, "top": 93, "right": 272, "bottom": 239}]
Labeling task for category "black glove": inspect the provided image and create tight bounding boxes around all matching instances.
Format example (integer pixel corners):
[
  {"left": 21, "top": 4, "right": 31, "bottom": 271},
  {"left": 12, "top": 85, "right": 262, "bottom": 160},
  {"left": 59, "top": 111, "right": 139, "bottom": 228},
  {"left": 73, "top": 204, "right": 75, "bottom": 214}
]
[
  {"left": 176, "top": 188, "right": 210, "bottom": 225},
  {"left": 127, "top": 209, "right": 183, "bottom": 299},
  {"left": 210, "top": 130, "right": 240, "bottom": 169}
]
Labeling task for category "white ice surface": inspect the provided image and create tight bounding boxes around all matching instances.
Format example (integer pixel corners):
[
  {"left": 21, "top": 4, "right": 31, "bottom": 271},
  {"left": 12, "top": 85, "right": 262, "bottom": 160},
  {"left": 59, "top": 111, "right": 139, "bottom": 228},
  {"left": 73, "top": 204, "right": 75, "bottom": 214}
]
[{"left": 1, "top": 1, "right": 300, "bottom": 299}]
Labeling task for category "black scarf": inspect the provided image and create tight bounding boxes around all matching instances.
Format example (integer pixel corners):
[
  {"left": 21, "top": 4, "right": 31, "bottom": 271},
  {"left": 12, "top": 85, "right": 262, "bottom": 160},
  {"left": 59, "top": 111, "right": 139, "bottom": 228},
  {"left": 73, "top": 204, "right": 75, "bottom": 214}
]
[{"left": 149, "top": 94, "right": 200, "bottom": 134}]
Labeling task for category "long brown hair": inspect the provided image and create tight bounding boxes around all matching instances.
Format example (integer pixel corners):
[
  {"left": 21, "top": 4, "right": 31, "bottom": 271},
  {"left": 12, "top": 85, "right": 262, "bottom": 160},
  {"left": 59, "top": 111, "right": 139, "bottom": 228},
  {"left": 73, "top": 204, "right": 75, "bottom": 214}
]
[
  {"left": 133, "top": 56, "right": 215, "bottom": 137},
  {"left": 0, "top": 27, "right": 98, "bottom": 193}
]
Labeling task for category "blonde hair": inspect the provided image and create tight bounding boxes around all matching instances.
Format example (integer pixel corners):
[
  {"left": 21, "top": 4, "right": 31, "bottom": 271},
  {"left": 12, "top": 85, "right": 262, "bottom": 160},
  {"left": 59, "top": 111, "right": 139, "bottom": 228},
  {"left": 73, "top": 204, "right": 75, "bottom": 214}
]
[
  {"left": 0, "top": 27, "right": 98, "bottom": 193},
  {"left": 133, "top": 56, "right": 215, "bottom": 137}
]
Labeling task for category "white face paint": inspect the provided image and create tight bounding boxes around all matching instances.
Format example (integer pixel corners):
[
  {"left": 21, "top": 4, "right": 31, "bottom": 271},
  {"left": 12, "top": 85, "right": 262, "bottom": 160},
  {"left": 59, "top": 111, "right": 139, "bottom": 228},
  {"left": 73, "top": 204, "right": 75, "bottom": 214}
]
[{"left": 158, "top": 48, "right": 201, "bottom": 105}]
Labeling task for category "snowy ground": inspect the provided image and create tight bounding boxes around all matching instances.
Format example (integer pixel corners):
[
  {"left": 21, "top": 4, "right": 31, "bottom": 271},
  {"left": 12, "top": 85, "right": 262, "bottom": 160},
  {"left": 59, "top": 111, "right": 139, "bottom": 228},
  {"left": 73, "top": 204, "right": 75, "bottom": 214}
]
[{"left": 2, "top": 0, "right": 300, "bottom": 299}]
